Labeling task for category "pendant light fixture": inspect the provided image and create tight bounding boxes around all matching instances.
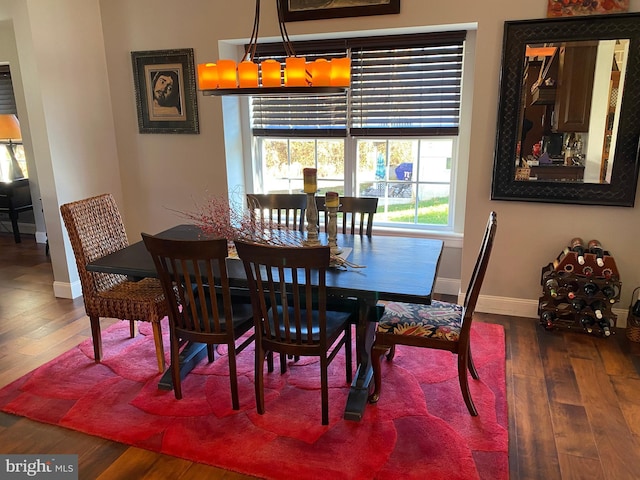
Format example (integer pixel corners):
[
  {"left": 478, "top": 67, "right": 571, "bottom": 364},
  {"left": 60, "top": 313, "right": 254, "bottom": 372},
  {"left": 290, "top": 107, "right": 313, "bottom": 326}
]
[{"left": 197, "top": 0, "right": 350, "bottom": 96}]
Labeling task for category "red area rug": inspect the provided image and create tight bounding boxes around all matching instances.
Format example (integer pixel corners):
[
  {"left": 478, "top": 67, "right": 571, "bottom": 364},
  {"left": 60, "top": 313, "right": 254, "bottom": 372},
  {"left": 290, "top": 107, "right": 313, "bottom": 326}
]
[{"left": 0, "top": 320, "right": 508, "bottom": 480}]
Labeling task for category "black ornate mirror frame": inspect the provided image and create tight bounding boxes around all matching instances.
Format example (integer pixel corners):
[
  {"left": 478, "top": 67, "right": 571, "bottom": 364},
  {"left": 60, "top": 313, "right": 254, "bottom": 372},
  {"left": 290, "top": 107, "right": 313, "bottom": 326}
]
[{"left": 492, "top": 13, "right": 640, "bottom": 206}]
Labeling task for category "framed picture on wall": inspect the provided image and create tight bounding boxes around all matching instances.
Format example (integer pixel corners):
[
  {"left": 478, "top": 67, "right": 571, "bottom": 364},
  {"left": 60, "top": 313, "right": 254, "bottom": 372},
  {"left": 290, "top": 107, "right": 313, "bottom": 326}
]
[
  {"left": 280, "top": 0, "right": 400, "bottom": 22},
  {"left": 547, "top": 0, "right": 628, "bottom": 17},
  {"left": 131, "top": 48, "right": 199, "bottom": 134}
]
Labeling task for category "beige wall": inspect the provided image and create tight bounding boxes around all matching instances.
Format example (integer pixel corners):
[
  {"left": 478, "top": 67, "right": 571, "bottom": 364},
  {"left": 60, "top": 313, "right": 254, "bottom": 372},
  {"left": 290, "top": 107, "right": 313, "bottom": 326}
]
[
  {"left": 0, "top": 0, "right": 123, "bottom": 297},
  {"left": 2, "top": 0, "right": 640, "bottom": 322}
]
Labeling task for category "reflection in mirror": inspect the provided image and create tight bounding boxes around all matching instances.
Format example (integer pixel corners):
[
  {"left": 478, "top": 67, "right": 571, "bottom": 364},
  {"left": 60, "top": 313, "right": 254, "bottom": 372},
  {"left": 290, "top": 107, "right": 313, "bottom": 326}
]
[
  {"left": 516, "top": 39, "right": 629, "bottom": 184},
  {"left": 491, "top": 14, "right": 640, "bottom": 206}
]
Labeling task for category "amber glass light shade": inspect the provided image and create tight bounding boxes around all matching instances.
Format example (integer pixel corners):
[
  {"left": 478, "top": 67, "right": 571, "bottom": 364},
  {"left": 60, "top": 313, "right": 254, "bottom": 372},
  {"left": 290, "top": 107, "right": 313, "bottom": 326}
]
[
  {"left": 197, "top": 63, "right": 219, "bottom": 90},
  {"left": 330, "top": 58, "right": 351, "bottom": 87},
  {"left": 238, "top": 61, "right": 259, "bottom": 88},
  {"left": 261, "top": 59, "right": 282, "bottom": 87},
  {"left": 218, "top": 60, "right": 238, "bottom": 88},
  {"left": 285, "top": 57, "right": 307, "bottom": 87},
  {"left": 311, "top": 59, "right": 331, "bottom": 87}
]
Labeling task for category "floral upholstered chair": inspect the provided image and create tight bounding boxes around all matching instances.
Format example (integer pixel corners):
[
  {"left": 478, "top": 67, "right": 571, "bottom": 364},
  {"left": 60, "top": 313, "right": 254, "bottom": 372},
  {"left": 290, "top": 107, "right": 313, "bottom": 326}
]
[{"left": 369, "top": 211, "right": 497, "bottom": 416}]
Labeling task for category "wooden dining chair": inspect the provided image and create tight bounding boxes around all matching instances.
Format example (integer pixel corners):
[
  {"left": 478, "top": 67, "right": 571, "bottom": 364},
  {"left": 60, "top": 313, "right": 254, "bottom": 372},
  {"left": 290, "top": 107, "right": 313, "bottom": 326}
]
[
  {"left": 60, "top": 193, "right": 168, "bottom": 372},
  {"left": 142, "top": 234, "right": 255, "bottom": 409},
  {"left": 369, "top": 211, "right": 497, "bottom": 416},
  {"left": 234, "top": 240, "right": 354, "bottom": 425},
  {"left": 316, "top": 196, "right": 378, "bottom": 236},
  {"left": 246, "top": 193, "right": 307, "bottom": 232}
]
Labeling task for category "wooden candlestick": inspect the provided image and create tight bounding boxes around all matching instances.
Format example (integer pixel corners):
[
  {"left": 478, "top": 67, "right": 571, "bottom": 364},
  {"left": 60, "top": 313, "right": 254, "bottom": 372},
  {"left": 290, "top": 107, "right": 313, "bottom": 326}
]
[
  {"left": 327, "top": 204, "right": 341, "bottom": 254},
  {"left": 304, "top": 192, "right": 320, "bottom": 246}
]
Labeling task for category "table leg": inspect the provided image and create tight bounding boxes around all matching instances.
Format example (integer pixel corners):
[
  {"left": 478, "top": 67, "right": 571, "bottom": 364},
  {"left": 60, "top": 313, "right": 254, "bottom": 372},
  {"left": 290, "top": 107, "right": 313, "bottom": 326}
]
[
  {"left": 343, "top": 300, "right": 377, "bottom": 421},
  {"left": 9, "top": 210, "right": 21, "bottom": 243},
  {"left": 157, "top": 342, "right": 208, "bottom": 390}
]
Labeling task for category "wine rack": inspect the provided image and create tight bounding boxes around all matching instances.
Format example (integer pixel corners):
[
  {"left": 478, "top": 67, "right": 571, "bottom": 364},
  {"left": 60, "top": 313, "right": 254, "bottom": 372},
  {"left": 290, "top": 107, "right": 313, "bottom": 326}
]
[{"left": 538, "top": 248, "right": 621, "bottom": 337}]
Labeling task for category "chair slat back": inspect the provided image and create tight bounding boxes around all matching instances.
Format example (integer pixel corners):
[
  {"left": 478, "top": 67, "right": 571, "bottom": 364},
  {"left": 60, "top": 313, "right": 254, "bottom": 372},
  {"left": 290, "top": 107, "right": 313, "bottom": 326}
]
[
  {"left": 60, "top": 193, "right": 129, "bottom": 295},
  {"left": 461, "top": 211, "right": 498, "bottom": 329},
  {"left": 235, "top": 241, "right": 330, "bottom": 348},
  {"left": 316, "top": 196, "right": 378, "bottom": 236},
  {"left": 247, "top": 193, "right": 307, "bottom": 232},
  {"left": 142, "top": 235, "right": 234, "bottom": 337}
]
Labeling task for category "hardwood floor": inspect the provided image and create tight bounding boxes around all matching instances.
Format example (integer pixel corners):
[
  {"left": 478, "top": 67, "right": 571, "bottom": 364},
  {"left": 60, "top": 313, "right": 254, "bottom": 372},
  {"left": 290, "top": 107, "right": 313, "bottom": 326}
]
[{"left": 1, "top": 232, "right": 639, "bottom": 479}]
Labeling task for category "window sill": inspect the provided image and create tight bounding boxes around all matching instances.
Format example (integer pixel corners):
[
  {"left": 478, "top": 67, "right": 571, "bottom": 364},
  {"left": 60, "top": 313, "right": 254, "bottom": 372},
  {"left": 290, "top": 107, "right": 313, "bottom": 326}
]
[{"left": 372, "top": 226, "right": 463, "bottom": 249}]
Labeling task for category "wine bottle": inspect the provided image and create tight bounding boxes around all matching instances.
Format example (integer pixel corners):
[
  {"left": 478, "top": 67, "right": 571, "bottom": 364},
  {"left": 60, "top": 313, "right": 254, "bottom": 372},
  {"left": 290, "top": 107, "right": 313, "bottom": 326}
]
[
  {"left": 580, "top": 315, "right": 595, "bottom": 334},
  {"left": 571, "top": 298, "right": 587, "bottom": 311},
  {"left": 583, "top": 281, "right": 598, "bottom": 296},
  {"left": 545, "top": 277, "right": 559, "bottom": 298},
  {"left": 589, "top": 300, "right": 605, "bottom": 320},
  {"left": 570, "top": 237, "right": 586, "bottom": 265},
  {"left": 588, "top": 239, "right": 605, "bottom": 267},
  {"left": 541, "top": 310, "right": 555, "bottom": 330},
  {"left": 601, "top": 284, "right": 618, "bottom": 304},
  {"left": 564, "top": 280, "right": 579, "bottom": 300},
  {"left": 598, "top": 318, "right": 612, "bottom": 337}
]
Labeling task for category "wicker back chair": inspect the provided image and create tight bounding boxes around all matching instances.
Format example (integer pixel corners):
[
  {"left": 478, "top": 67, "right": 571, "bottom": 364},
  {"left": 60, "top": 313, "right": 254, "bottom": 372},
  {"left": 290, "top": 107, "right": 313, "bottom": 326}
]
[{"left": 60, "top": 193, "right": 167, "bottom": 372}]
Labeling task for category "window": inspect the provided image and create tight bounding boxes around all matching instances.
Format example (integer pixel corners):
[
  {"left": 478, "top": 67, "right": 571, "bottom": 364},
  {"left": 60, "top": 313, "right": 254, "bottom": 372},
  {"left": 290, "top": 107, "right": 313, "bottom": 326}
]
[{"left": 250, "top": 32, "right": 466, "bottom": 229}]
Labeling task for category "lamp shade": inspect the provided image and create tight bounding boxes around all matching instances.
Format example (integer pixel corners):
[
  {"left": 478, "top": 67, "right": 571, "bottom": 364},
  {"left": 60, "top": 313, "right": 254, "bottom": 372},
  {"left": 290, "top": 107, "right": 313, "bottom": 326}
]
[
  {"left": 238, "top": 61, "right": 259, "bottom": 88},
  {"left": 197, "top": 63, "right": 219, "bottom": 90},
  {"left": 0, "top": 114, "right": 21, "bottom": 141}
]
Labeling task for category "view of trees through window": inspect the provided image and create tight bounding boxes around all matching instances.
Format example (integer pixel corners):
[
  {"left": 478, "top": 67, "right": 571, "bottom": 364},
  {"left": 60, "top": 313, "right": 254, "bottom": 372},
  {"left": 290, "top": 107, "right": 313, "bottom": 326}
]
[{"left": 257, "top": 137, "right": 453, "bottom": 227}]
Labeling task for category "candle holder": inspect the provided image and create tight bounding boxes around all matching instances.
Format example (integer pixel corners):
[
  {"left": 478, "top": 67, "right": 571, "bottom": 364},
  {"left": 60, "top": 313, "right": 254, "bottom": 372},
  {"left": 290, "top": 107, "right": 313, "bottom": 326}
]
[
  {"left": 304, "top": 192, "right": 320, "bottom": 246},
  {"left": 327, "top": 204, "right": 342, "bottom": 255}
]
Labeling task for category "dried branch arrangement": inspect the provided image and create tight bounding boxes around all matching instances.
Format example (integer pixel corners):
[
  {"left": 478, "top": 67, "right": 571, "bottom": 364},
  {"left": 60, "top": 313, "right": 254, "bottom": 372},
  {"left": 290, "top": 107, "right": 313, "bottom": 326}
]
[{"left": 175, "top": 193, "right": 364, "bottom": 269}]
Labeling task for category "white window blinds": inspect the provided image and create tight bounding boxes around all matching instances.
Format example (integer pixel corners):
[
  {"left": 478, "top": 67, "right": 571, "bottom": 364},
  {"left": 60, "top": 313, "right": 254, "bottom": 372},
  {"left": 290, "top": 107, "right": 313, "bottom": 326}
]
[{"left": 0, "top": 66, "right": 18, "bottom": 115}]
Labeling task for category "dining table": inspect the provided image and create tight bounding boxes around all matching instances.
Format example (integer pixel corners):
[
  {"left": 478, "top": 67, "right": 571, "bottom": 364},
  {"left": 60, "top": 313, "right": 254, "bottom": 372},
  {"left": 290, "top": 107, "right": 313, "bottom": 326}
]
[{"left": 87, "top": 224, "right": 443, "bottom": 421}]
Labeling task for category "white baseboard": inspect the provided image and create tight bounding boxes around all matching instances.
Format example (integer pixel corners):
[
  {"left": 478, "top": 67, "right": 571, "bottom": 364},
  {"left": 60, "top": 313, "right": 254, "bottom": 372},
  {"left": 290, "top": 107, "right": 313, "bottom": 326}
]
[
  {"left": 0, "top": 221, "right": 47, "bottom": 244},
  {"left": 53, "top": 280, "right": 83, "bottom": 299},
  {"left": 453, "top": 292, "right": 629, "bottom": 328}
]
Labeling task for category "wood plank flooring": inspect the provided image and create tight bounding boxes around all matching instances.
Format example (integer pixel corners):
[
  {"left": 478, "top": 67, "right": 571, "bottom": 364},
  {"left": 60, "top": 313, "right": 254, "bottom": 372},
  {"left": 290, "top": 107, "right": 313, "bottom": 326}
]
[{"left": 1, "top": 232, "right": 639, "bottom": 479}]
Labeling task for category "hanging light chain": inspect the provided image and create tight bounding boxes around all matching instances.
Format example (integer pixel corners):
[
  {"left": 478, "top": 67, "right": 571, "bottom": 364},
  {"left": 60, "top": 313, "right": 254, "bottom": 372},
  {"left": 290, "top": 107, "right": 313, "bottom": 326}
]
[
  {"left": 276, "top": 0, "right": 296, "bottom": 58},
  {"left": 242, "top": 0, "right": 261, "bottom": 62}
]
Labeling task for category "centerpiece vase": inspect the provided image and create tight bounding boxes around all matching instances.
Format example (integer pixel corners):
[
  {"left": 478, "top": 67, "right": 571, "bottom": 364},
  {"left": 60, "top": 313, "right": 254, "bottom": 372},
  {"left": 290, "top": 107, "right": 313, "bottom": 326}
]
[{"left": 304, "top": 192, "right": 320, "bottom": 246}]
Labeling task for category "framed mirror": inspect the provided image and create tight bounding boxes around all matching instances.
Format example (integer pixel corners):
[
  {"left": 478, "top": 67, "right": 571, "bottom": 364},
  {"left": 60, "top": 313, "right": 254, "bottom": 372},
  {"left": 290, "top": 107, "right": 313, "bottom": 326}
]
[{"left": 491, "top": 13, "right": 640, "bottom": 206}]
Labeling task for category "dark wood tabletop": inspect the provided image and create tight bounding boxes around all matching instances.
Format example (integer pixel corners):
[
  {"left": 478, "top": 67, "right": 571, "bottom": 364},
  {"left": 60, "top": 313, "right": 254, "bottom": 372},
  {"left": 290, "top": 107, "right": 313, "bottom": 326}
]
[
  {"left": 88, "top": 224, "right": 443, "bottom": 304},
  {"left": 87, "top": 224, "right": 444, "bottom": 420}
]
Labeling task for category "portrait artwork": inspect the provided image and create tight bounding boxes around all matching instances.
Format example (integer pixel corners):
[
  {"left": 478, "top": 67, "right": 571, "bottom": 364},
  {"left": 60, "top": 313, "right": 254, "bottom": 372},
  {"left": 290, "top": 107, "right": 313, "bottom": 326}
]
[
  {"left": 131, "top": 49, "right": 199, "bottom": 134},
  {"left": 145, "top": 65, "right": 186, "bottom": 121}
]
